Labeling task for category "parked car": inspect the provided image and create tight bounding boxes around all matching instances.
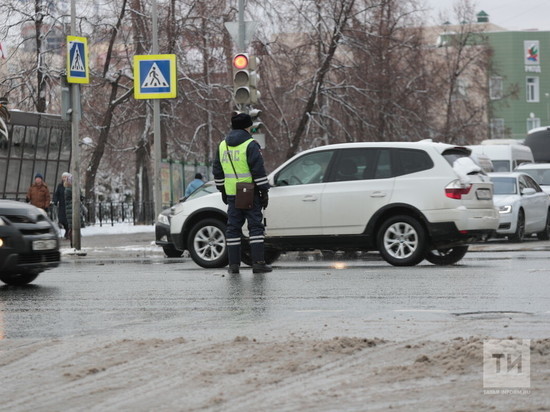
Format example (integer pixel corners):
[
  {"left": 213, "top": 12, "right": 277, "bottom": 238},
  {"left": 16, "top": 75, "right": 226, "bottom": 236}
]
[
  {"left": 488, "top": 172, "right": 550, "bottom": 242},
  {"left": 170, "top": 141, "right": 499, "bottom": 268},
  {"left": 514, "top": 163, "right": 550, "bottom": 195},
  {"left": 155, "top": 181, "right": 217, "bottom": 257},
  {"left": 0, "top": 200, "right": 61, "bottom": 285}
]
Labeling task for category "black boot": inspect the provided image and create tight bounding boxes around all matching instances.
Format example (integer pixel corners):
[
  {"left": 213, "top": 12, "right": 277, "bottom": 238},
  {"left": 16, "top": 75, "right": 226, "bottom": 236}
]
[
  {"left": 252, "top": 261, "right": 272, "bottom": 274},
  {"left": 228, "top": 264, "right": 240, "bottom": 275}
]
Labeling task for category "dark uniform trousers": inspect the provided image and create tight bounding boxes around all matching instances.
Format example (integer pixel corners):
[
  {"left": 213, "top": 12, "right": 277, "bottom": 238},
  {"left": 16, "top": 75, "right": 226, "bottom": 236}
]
[{"left": 226, "top": 194, "right": 265, "bottom": 265}]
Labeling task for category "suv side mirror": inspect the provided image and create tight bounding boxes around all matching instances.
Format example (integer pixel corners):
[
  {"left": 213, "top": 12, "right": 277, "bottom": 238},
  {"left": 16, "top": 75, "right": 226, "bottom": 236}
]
[{"left": 522, "top": 187, "right": 536, "bottom": 196}]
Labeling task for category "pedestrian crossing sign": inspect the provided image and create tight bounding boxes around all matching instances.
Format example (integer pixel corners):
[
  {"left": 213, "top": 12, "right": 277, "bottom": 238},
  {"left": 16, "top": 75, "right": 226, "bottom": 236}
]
[
  {"left": 134, "top": 54, "right": 177, "bottom": 99},
  {"left": 66, "top": 36, "right": 89, "bottom": 84}
]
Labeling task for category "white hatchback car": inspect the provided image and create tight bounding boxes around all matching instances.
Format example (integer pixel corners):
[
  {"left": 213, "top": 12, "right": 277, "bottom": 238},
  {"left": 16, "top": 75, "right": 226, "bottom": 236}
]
[
  {"left": 489, "top": 172, "right": 550, "bottom": 241},
  {"left": 170, "top": 141, "right": 499, "bottom": 267}
]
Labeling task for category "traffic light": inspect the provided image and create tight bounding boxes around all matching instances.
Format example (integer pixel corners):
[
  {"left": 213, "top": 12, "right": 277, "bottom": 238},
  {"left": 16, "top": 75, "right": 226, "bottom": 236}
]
[
  {"left": 248, "top": 55, "right": 260, "bottom": 104},
  {"left": 232, "top": 53, "right": 260, "bottom": 105},
  {"left": 249, "top": 108, "right": 263, "bottom": 133},
  {"left": 249, "top": 108, "right": 265, "bottom": 148},
  {"left": 232, "top": 53, "right": 249, "bottom": 104}
]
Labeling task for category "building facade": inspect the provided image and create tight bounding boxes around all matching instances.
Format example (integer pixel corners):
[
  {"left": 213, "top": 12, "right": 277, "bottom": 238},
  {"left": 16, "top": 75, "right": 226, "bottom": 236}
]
[{"left": 486, "top": 30, "right": 550, "bottom": 140}]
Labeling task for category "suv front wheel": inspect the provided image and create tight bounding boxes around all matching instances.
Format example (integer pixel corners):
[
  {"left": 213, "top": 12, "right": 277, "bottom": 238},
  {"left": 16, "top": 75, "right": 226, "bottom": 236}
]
[
  {"left": 0, "top": 271, "right": 40, "bottom": 286},
  {"left": 187, "top": 218, "right": 228, "bottom": 268},
  {"left": 377, "top": 215, "right": 426, "bottom": 266}
]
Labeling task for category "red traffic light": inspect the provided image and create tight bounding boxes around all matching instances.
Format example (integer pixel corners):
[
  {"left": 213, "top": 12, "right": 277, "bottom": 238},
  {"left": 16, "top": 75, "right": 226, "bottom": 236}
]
[{"left": 233, "top": 54, "right": 248, "bottom": 70}]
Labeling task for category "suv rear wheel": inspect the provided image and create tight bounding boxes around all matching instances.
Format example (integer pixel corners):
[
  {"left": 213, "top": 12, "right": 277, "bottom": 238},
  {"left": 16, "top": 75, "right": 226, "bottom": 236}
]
[
  {"left": 377, "top": 215, "right": 426, "bottom": 266},
  {"left": 187, "top": 219, "right": 228, "bottom": 268},
  {"left": 242, "top": 247, "right": 282, "bottom": 266},
  {"left": 425, "top": 246, "right": 468, "bottom": 265}
]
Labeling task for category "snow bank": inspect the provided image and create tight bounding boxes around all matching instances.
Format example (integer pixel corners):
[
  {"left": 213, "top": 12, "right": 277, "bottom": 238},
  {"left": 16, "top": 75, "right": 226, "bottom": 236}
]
[{"left": 81, "top": 223, "right": 155, "bottom": 236}]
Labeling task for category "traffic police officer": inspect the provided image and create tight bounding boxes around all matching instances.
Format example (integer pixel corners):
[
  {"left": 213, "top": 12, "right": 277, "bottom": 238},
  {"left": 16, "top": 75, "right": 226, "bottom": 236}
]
[{"left": 213, "top": 113, "right": 271, "bottom": 274}]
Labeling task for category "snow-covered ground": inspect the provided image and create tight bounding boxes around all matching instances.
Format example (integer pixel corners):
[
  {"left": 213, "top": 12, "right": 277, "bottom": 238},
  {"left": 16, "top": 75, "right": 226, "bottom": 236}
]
[{"left": 80, "top": 223, "right": 155, "bottom": 236}]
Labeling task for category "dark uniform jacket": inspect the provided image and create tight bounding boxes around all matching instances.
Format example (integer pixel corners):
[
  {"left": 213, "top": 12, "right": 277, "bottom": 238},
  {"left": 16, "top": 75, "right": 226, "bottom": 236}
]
[{"left": 212, "top": 129, "right": 269, "bottom": 193}]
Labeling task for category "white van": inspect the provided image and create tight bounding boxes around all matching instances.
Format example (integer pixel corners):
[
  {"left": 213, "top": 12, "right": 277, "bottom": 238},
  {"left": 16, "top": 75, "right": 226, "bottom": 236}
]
[{"left": 467, "top": 140, "right": 534, "bottom": 172}]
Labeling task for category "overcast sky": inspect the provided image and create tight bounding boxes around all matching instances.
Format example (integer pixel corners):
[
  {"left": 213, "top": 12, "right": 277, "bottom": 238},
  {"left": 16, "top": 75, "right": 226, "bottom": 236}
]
[{"left": 423, "top": 0, "right": 550, "bottom": 31}]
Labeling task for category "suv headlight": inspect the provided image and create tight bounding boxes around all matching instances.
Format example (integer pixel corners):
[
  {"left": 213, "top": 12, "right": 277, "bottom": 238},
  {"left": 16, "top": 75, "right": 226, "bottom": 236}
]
[
  {"left": 498, "top": 205, "right": 512, "bottom": 214},
  {"left": 157, "top": 213, "right": 170, "bottom": 225}
]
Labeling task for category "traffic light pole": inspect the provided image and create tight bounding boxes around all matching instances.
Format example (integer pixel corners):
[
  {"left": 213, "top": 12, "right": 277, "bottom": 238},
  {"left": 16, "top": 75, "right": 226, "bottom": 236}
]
[{"left": 238, "top": 0, "right": 245, "bottom": 51}]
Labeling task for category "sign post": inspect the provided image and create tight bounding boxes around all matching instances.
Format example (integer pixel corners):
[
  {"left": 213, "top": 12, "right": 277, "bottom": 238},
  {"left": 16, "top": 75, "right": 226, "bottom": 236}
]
[
  {"left": 66, "top": 10, "right": 89, "bottom": 252},
  {"left": 133, "top": 53, "right": 177, "bottom": 220}
]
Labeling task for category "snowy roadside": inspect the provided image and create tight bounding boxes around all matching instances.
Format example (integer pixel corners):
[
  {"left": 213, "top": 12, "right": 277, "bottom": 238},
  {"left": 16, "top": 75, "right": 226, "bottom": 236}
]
[
  {"left": 1, "top": 334, "right": 548, "bottom": 411},
  {"left": 59, "top": 223, "right": 161, "bottom": 258}
]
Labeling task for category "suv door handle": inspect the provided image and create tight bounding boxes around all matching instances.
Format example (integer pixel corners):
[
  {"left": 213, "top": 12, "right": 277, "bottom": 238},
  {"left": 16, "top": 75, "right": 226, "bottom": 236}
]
[
  {"left": 370, "top": 191, "right": 386, "bottom": 198},
  {"left": 302, "top": 195, "right": 318, "bottom": 202}
]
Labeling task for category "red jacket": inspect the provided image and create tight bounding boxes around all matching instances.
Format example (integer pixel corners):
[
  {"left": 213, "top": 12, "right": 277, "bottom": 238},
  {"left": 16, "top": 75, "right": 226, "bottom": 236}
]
[{"left": 26, "top": 183, "right": 51, "bottom": 210}]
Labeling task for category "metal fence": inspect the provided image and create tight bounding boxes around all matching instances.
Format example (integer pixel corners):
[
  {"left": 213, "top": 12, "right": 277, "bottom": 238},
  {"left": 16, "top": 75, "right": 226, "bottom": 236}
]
[
  {"left": 48, "top": 201, "right": 157, "bottom": 227},
  {"left": 82, "top": 201, "right": 156, "bottom": 226}
]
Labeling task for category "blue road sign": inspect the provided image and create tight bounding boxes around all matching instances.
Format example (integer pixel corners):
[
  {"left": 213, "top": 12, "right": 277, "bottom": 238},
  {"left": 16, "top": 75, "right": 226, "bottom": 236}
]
[
  {"left": 66, "top": 36, "right": 89, "bottom": 84},
  {"left": 134, "top": 55, "right": 177, "bottom": 99}
]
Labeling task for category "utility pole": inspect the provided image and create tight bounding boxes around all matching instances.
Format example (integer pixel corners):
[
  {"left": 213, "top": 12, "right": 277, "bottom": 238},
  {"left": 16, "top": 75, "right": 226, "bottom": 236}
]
[
  {"left": 152, "top": 0, "right": 162, "bottom": 219},
  {"left": 238, "top": 0, "right": 245, "bottom": 51},
  {"left": 70, "top": 0, "right": 81, "bottom": 250}
]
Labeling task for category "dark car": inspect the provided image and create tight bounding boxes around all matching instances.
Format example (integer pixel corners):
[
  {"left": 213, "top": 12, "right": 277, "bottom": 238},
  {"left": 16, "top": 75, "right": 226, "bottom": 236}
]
[
  {"left": 0, "top": 200, "right": 61, "bottom": 285},
  {"left": 155, "top": 181, "right": 216, "bottom": 257}
]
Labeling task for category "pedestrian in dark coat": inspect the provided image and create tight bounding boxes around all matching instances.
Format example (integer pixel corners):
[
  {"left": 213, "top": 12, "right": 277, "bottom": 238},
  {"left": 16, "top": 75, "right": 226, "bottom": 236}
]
[{"left": 53, "top": 172, "right": 70, "bottom": 239}]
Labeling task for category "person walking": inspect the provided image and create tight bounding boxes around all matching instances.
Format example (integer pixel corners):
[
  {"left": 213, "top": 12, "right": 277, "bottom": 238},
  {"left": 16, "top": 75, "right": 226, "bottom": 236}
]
[
  {"left": 53, "top": 172, "right": 70, "bottom": 239},
  {"left": 64, "top": 174, "right": 73, "bottom": 246},
  {"left": 26, "top": 173, "right": 51, "bottom": 212},
  {"left": 185, "top": 173, "right": 205, "bottom": 197},
  {"left": 212, "top": 112, "right": 271, "bottom": 275}
]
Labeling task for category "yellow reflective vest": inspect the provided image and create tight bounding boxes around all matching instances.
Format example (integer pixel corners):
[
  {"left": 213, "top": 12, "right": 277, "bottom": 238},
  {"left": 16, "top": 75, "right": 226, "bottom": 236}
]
[{"left": 219, "top": 139, "right": 254, "bottom": 195}]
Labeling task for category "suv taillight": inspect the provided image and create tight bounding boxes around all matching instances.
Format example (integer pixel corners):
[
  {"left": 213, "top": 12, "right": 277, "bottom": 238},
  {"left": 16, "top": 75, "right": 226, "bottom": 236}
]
[{"left": 445, "top": 184, "right": 472, "bottom": 199}]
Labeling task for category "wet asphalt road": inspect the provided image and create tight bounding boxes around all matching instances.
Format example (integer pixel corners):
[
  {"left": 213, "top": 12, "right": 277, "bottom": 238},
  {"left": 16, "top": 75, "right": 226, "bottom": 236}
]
[{"left": 1, "top": 251, "right": 549, "bottom": 341}]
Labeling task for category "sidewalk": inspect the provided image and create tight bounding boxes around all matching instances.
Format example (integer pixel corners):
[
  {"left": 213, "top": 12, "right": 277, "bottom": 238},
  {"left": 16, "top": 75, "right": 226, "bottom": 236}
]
[
  {"left": 60, "top": 224, "right": 163, "bottom": 260},
  {"left": 59, "top": 224, "right": 550, "bottom": 260}
]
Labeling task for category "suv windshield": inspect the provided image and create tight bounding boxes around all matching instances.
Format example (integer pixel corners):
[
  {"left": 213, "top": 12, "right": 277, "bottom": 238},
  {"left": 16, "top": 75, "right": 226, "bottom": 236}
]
[{"left": 185, "top": 182, "right": 216, "bottom": 201}]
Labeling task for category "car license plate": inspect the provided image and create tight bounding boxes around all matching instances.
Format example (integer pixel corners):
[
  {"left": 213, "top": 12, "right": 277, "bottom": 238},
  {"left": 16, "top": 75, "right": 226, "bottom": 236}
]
[
  {"left": 476, "top": 188, "right": 492, "bottom": 200},
  {"left": 32, "top": 239, "right": 57, "bottom": 251}
]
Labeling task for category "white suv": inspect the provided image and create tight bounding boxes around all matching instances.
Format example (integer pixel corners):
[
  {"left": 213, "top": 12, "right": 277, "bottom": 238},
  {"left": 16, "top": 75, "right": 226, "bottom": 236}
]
[{"left": 170, "top": 141, "right": 498, "bottom": 267}]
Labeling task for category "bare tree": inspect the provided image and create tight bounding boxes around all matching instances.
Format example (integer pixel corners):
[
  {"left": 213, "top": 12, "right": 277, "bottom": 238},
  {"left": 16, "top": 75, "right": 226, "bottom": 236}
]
[
  {"left": 83, "top": 0, "right": 133, "bottom": 201},
  {"left": 0, "top": 0, "right": 65, "bottom": 112},
  {"left": 427, "top": 0, "right": 491, "bottom": 144}
]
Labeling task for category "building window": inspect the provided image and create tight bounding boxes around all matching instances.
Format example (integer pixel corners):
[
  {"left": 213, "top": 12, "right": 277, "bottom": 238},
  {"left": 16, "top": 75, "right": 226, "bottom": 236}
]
[
  {"left": 526, "top": 77, "right": 540, "bottom": 102},
  {"left": 527, "top": 117, "right": 541, "bottom": 132},
  {"left": 490, "top": 118, "right": 505, "bottom": 139},
  {"left": 452, "top": 78, "right": 468, "bottom": 100},
  {"left": 489, "top": 77, "right": 502, "bottom": 100}
]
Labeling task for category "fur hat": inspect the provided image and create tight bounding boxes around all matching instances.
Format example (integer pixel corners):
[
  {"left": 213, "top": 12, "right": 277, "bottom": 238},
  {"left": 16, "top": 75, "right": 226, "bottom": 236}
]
[{"left": 231, "top": 113, "right": 253, "bottom": 130}]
